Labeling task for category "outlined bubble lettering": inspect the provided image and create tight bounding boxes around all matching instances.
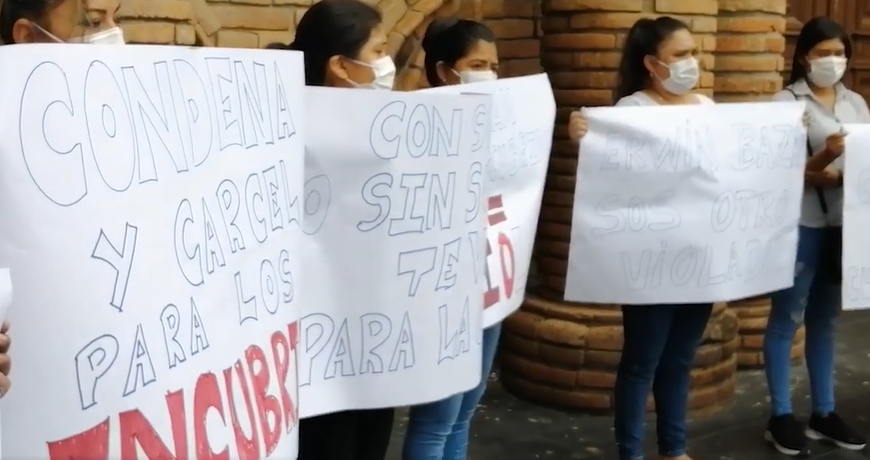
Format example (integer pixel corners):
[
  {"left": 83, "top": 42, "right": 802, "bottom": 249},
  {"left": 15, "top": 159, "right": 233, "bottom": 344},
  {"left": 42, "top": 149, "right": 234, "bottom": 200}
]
[
  {"left": 122, "top": 323, "right": 157, "bottom": 397},
  {"left": 120, "top": 62, "right": 190, "bottom": 183},
  {"left": 369, "top": 101, "right": 463, "bottom": 159},
  {"left": 222, "top": 360, "right": 262, "bottom": 458},
  {"left": 435, "top": 237, "right": 461, "bottom": 291},
  {"left": 289, "top": 170, "right": 331, "bottom": 235},
  {"left": 437, "top": 297, "right": 470, "bottom": 364},
  {"left": 426, "top": 172, "right": 456, "bottom": 231},
  {"left": 262, "top": 165, "right": 286, "bottom": 232},
  {"left": 272, "top": 61, "right": 297, "bottom": 140},
  {"left": 20, "top": 61, "right": 88, "bottom": 206},
  {"left": 278, "top": 249, "right": 294, "bottom": 304},
  {"left": 245, "top": 172, "right": 268, "bottom": 244},
  {"left": 324, "top": 319, "right": 355, "bottom": 380},
  {"left": 91, "top": 223, "right": 138, "bottom": 312},
  {"left": 159, "top": 303, "right": 187, "bottom": 369},
  {"left": 204, "top": 57, "right": 243, "bottom": 151},
  {"left": 74, "top": 334, "right": 120, "bottom": 410},
  {"left": 388, "top": 312, "right": 415, "bottom": 372},
  {"left": 358, "top": 313, "right": 391, "bottom": 375},
  {"left": 299, "top": 313, "right": 334, "bottom": 386},
  {"left": 84, "top": 60, "right": 137, "bottom": 193},
  {"left": 189, "top": 297, "right": 209, "bottom": 355},
  {"left": 270, "top": 324, "right": 299, "bottom": 431},
  {"left": 465, "top": 161, "right": 483, "bottom": 223},
  {"left": 244, "top": 344, "right": 284, "bottom": 455},
  {"left": 233, "top": 60, "right": 274, "bottom": 149},
  {"left": 397, "top": 246, "right": 438, "bottom": 296},
  {"left": 171, "top": 58, "right": 214, "bottom": 167},
  {"left": 358, "top": 172, "right": 392, "bottom": 232},
  {"left": 174, "top": 198, "right": 205, "bottom": 286},
  {"left": 215, "top": 178, "right": 247, "bottom": 254},
  {"left": 235, "top": 271, "right": 259, "bottom": 325}
]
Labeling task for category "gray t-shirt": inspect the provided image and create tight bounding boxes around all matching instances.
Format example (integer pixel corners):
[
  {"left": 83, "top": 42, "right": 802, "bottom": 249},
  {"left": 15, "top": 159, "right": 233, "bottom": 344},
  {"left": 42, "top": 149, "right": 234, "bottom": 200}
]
[{"left": 772, "top": 79, "right": 870, "bottom": 227}]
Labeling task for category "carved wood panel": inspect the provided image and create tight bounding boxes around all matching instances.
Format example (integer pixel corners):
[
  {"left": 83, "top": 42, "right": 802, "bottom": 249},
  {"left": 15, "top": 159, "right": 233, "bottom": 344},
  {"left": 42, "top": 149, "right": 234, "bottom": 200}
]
[{"left": 841, "top": 0, "right": 870, "bottom": 100}]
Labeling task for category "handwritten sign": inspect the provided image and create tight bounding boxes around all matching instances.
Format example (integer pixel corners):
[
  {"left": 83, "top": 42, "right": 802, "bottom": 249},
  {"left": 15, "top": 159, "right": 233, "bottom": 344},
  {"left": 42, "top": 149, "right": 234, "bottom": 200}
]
[
  {"left": 422, "top": 74, "right": 555, "bottom": 326},
  {"left": 0, "top": 45, "right": 304, "bottom": 459},
  {"left": 299, "top": 86, "right": 490, "bottom": 417},
  {"left": 566, "top": 102, "right": 806, "bottom": 304},
  {"left": 842, "top": 123, "right": 870, "bottom": 310}
]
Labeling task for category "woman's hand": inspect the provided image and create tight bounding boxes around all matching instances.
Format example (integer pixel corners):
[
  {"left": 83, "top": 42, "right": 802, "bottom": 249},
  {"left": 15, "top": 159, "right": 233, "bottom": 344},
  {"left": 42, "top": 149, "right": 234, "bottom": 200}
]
[
  {"left": 0, "top": 321, "right": 11, "bottom": 398},
  {"left": 825, "top": 130, "right": 847, "bottom": 157},
  {"left": 568, "top": 111, "right": 588, "bottom": 143},
  {"left": 805, "top": 167, "right": 842, "bottom": 187}
]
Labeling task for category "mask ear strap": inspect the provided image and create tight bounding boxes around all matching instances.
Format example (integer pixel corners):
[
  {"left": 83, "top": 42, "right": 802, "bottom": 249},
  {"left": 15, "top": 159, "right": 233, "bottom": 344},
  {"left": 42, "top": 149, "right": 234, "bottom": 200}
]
[{"left": 33, "top": 23, "right": 64, "bottom": 43}]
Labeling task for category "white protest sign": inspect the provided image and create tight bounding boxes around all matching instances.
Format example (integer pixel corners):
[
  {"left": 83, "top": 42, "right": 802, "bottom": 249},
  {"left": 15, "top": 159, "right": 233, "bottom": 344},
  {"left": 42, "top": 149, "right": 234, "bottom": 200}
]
[
  {"left": 422, "top": 74, "right": 555, "bottom": 327},
  {"left": 566, "top": 102, "right": 806, "bottom": 304},
  {"left": 299, "top": 87, "right": 490, "bottom": 417},
  {"left": 0, "top": 45, "right": 304, "bottom": 459},
  {"left": 842, "top": 123, "right": 870, "bottom": 310}
]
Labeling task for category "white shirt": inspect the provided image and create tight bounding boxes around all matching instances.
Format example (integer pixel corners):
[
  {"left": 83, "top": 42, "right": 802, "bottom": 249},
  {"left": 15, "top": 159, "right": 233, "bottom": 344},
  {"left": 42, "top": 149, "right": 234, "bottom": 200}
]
[
  {"left": 772, "top": 79, "right": 870, "bottom": 227},
  {"left": 614, "top": 91, "right": 715, "bottom": 107}
]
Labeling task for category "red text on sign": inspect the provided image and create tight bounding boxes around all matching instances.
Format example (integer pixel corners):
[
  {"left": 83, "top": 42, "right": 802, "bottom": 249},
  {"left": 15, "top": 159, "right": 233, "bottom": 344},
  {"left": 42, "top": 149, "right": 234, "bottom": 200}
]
[{"left": 47, "top": 322, "right": 299, "bottom": 460}]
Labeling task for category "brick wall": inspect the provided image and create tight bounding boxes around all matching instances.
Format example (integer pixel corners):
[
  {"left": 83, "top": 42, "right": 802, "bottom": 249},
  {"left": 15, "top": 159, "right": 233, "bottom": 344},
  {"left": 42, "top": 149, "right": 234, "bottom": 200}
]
[
  {"left": 482, "top": 0, "right": 543, "bottom": 78},
  {"left": 714, "top": 0, "right": 787, "bottom": 101},
  {"left": 118, "top": 0, "right": 547, "bottom": 90},
  {"left": 119, "top": 0, "right": 493, "bottom": 90}
]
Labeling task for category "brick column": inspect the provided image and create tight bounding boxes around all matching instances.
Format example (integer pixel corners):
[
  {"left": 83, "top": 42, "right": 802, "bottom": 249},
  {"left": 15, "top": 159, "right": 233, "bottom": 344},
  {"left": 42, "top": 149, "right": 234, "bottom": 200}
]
[
  {"left": 713, "top": 0, "right": 804, "bottom": 368},
  {"left": 714, "top": 0, "right": 786, "bottom": 101},
  {"left": 499, "top": 0, "right": 737, "bottom": 416},
  {"left": 483, "top": 0, "right": 543, "bottom": 77}
]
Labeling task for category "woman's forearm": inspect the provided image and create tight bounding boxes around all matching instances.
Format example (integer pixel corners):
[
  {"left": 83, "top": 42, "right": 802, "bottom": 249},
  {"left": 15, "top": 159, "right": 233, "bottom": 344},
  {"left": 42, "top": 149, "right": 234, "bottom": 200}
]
[{"left": 806, "top": 147, "right": 838, "bottom": 171}]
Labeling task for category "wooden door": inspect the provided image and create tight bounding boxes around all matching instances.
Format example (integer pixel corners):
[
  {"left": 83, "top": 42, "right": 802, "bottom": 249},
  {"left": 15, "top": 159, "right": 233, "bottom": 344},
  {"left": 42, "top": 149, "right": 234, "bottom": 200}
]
[{"left": 840, "top": 0, "right": 870, "bottom": 101}]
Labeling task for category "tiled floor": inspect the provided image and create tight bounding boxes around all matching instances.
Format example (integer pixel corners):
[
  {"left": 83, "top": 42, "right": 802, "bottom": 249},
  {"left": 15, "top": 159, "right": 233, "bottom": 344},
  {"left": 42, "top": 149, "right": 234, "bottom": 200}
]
[{"left": 386, "top": 310, "right": 870, "bottom": 459}]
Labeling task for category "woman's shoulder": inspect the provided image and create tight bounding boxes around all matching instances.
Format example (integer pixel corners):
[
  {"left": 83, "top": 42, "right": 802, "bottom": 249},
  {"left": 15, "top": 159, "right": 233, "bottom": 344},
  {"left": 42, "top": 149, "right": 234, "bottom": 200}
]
[
  {"left": 695, "top": 94, "right": 715, "bottom": 105},
  {"left": 616, "top": 91, "right": 714, "bottom": 106},
  {"left": 840, "top": 86, "right": 866, "bottom": 105},
  {"left": 615, "top": 91, "right": 655, "bottom": 107}
]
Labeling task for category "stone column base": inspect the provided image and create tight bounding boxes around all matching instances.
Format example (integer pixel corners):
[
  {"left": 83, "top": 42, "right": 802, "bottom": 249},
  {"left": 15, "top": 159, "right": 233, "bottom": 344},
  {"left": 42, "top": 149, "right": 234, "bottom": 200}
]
[
  {"left": 728, "top": 296, "right": 806, "bottom": 368},
  {"left": 499, "top": 297, "right": 738, "bottom": 417}
]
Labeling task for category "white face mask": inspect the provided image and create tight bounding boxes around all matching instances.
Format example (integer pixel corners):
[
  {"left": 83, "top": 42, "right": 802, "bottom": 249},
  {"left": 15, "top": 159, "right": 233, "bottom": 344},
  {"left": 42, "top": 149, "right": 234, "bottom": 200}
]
[
  {"left": 658, "top": 57, "right": 699, "bottom": 96},
  {"left": 38, "top": 24, "right": 126, "bottom": 45},
  {"left": 348, "top": 56, "right": 396, "bottom": 90},
  {"left": 453, "top": 69, "right": 497, "bottom": 84},
  {"left": 808, "top": 56, "right": 847, "bottom": 88}
]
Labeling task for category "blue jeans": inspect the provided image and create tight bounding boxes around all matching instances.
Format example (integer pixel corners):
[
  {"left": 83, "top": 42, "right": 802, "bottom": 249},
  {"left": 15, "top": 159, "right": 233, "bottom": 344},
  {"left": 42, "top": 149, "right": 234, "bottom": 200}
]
[
  {"left": 402, "top": 324, "right": 502, "bottom": 460},
  {"left": 614, "top": 304, "right": 713, "bottom": 460},
  {"left": 765, "top": 226, "right": 839, "bottom": 416}
]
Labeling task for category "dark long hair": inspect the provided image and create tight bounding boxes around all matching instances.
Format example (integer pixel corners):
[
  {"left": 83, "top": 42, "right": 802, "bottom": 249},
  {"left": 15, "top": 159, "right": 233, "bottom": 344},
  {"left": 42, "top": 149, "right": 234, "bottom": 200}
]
[
  {"left": 421, "top": 18, "right": 495, "bottom": 87},
  {"left": 287, "top": 0, "right": 382, "bottom": 86},
  {"left": 614, "top": 16, "right": 688, "bottom": 103},
  {"left": 0, "top": 0, "right": 64, "bottom": 44},
  {"left": 788, "top": 16, "right": 851, "bottom": 85}
]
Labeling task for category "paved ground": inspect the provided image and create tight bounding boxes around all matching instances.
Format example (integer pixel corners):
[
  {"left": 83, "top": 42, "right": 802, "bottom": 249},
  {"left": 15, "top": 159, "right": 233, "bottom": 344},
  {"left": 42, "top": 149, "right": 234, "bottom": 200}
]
[{"left": 386, "top": 310, "right": 870, "bottom": 460}]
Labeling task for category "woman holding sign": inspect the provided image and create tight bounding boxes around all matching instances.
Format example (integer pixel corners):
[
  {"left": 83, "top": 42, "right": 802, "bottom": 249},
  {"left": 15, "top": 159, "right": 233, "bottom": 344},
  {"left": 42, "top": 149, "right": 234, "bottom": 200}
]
[
  {"left": 282, "top": 1, "right": 397, "bottom": 459},
  {"left": 570, "top": 16, "right": 714, "bottom": 460},
  {"left": 400, "top": 17, "right": 499, "bottom": 460},
  {"left": 763, "top": 17, "right": 868, "bottom": 457},
  {"left": 0, "top": 0, "right": 123, "bottom": 44}
]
